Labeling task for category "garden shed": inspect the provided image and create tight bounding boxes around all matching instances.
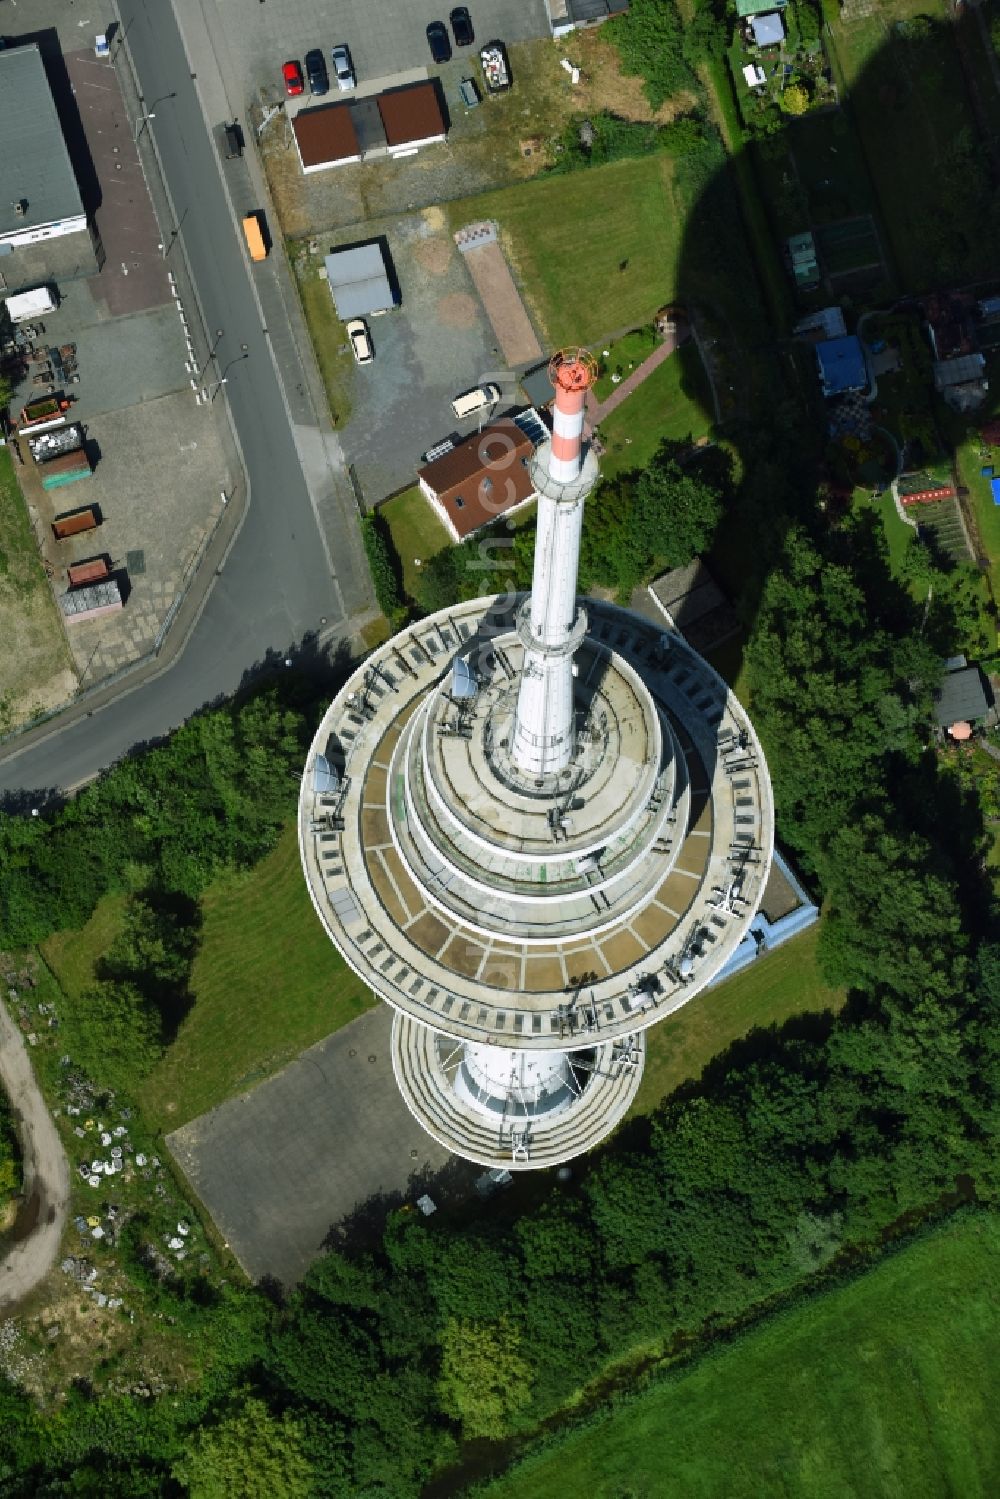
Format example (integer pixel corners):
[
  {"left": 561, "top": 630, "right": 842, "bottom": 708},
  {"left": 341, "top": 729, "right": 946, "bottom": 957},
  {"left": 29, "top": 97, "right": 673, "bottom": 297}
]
[{"left": 750, "top": 12, "right": 785, "bottom": 46}]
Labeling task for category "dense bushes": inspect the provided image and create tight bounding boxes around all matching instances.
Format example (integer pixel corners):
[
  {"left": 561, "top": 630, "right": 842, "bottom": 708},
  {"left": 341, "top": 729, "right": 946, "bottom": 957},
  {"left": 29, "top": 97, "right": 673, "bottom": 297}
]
[
  {"left": 0, "top": 1092, "right": 19, "bottom": 1204},
  {"left": 360, "top": 514, "right": 402, "bottom": 619},
  {"left": 0, "top": 688, "right": 308, "bottom": 949}
]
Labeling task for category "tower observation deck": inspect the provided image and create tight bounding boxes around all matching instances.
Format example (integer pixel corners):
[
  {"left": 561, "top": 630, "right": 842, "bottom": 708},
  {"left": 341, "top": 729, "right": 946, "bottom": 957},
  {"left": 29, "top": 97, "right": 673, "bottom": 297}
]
[{"left": 299, "top": 352, "right": 774, "bottom": 1170}]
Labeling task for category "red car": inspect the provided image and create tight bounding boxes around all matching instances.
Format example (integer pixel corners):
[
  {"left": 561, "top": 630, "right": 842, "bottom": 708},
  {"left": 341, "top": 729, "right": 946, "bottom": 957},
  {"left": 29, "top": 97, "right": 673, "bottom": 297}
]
[{"left": 282, "top": 59, "right": 304, "bottom": 96}]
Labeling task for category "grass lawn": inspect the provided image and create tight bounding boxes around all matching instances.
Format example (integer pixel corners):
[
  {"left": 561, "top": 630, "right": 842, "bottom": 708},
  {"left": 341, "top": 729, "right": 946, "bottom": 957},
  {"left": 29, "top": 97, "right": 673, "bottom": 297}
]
[
  {"left": 593, "top": 327, "right": 660, "bottom": 402},
  {"left": 379, "top": 485, "right": 452, "bottom": 602},
  {"left": 634, "top": 923, "right": 844, "bottom": 1114},
  {"left": 0, "top": 449, "right": 75, "bottom": 733},
  {"left": 42, "top": 826, "right": 375, "bottom": 1134},
  {"left": 139, "top": 825, "right": 373, "bottom": 1130},
  {"left": 486, "top": 1210, "right": 1000, "bottom": 1499},
  {"left": 598, "top": 342, "right": 715, "bottom": 479},
  {"left": 290, "top": 245, "right": 357, "bottom": 428},
  {"left": 823, "top": 0, "right": 990, "bottom": 291},
  {"left": 444, "top": 156, "right": 680, "bottom": 348}
]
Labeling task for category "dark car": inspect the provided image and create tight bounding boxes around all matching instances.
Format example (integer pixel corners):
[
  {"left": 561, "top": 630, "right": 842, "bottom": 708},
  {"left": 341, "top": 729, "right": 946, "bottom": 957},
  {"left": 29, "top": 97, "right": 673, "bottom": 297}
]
[
  {"left": 426, "top": 20, "right": 452, "bottom": 64},
  {"left": 305, "top": 48, "right": 329, "bottom": 95},
  {"left": 450, "top": 6, "right": 474, "bottom": 45}
]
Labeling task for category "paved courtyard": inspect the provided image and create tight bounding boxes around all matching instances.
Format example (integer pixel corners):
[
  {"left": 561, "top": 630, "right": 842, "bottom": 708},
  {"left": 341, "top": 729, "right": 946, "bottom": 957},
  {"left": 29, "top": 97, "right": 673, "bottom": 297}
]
[
  {"left": 168, "top": 1007, "right": 465, "bottom": 1286},
  {"left": 322, "top": 209, "right": 525, "bottom": 502},
  {"left": 213, "top": 0, "right": 550, "bottom": 104}
]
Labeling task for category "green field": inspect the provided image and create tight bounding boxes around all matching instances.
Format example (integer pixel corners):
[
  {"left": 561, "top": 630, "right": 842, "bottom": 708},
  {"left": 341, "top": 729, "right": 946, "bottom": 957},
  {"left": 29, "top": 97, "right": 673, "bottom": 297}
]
[
  {"left": 380, "top": 484, "right": 453, "bottom": 601},
  {"left": 445, "top": 157, "right": 680, "bottom": 348},
  {"left": 789, "top": 109, "right": 879, "bottom": 227},
  {"left": 485, "top": 1211, "right": 1000, "bottom": 1499},
  {"left": 824, "top": 0, "right": 990, "bottom": 290},
  {"left": 42, "top": 824, "right": 374, "bottom": 1133},
  {"left": 598, "top": 342, "right": 715, "bottom": 479},
  {"left": 635, "top": 923, "right": 843, "bottom": 1114}
]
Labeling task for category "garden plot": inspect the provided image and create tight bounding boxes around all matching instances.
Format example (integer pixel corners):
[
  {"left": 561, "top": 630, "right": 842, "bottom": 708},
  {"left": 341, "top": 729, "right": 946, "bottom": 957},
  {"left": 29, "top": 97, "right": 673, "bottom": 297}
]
[{"left": 817, "top": 216, "right": 884, "bottom": 279}]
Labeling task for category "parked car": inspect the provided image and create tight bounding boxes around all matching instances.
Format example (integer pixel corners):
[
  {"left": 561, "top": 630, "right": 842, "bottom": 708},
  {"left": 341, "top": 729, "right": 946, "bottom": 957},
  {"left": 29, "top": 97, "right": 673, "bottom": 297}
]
[
  {"left": 426, "top": 21, "right": 452, "bottom": 64},
  {"left": 305, "top": 48, "right": 329, "bottom": 95},
  {"left": 450, "top": 6, "right": 474, "bottom": 45},
  {"left": 347, "top": 319, "right": 374, "bottom": 366},
  {"left": 331, "top": 43, "right": 356, "bottom": 91},
  {"left": 282, "top": 59, "right": 304, "bottom": 96}
]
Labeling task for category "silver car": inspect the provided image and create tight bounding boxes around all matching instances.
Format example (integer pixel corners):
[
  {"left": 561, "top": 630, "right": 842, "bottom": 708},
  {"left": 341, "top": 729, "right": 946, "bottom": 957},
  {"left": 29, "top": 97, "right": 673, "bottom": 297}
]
[{"left": 331, "top": 44, "right": 356, "bottom": 91}]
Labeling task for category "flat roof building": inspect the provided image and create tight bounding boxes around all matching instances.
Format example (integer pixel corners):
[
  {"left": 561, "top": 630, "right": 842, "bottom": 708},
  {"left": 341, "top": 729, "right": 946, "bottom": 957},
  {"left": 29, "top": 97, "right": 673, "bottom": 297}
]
[
  {"left": 293, "top": 103, "right": 361, "bottom": 173},
  {"left": 0, "top": 44, "right": 97, "bottom": 288},
  {"left": 417, "top": 418, "right": 537, "bottom": 541},
  {"left": 377, "top": 83, "right": 447, "bottom": 155},
  {"left": 324, "top": 242, "right": 397, "bottom": 320}
]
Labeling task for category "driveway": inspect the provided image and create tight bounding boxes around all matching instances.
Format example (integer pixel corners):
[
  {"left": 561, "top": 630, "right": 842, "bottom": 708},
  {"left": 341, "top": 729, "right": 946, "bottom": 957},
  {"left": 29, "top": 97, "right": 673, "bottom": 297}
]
[
  {"left": 0, "top": 1001, "right": 70, "bottom": 1313},
  {"left": 330, "top": 210, "right": 509, "bottom": 501}
]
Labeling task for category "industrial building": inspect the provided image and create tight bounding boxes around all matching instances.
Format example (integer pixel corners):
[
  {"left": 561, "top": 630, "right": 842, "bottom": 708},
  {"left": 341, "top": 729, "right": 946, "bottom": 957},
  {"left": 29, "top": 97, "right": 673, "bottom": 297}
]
[
  {"left": 300, "top": 352, "right": 773, "bottom": 1170},
  {"left": 0, "top": 44, "right": 100, "bottom": 291}
]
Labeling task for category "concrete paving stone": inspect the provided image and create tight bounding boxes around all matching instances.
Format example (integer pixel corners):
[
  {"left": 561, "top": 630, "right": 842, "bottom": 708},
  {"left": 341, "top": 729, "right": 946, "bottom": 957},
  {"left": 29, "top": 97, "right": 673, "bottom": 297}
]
[{"left": 168, "top": 1007, "right": 469, "bottom": 1287}]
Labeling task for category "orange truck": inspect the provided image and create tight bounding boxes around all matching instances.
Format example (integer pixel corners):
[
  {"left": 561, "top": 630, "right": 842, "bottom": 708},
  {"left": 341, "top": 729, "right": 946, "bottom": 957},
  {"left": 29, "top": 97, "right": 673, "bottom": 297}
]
[{"left": 242, "top": 211, "right": 268, "bottom": 262}]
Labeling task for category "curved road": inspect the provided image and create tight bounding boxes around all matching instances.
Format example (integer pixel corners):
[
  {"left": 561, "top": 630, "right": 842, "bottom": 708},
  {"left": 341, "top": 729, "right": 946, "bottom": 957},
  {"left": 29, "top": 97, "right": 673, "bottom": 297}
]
[
  {"left": 0, "top": 1001, "right": 71, "bottom": 1311},
  {"left": 0, "top": 0, "right": 367, "bottom": 800}
]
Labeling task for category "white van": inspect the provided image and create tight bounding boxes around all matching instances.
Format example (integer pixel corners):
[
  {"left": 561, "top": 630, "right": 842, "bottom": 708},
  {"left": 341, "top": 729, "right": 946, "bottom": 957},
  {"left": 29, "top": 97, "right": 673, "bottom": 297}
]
[{"left": 451, "top": 383, "right": 500, "bottom": 420}]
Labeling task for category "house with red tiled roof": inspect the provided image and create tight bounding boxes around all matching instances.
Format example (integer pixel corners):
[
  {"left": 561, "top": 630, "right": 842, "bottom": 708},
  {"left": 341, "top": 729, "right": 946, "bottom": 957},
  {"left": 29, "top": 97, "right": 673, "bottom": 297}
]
[{"left": 417, "top": 418, "right": 540, "bottom": 542}]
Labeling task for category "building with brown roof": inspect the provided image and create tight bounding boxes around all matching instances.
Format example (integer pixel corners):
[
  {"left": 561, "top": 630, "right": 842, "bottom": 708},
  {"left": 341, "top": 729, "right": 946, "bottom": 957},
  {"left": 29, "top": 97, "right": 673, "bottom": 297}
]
[
  {"left": 293, "top": 103, "right": 361, "bottom": 173},
  {"left": 417, "top": 419, "right": 538, "bottom": 541},
  {"left": 377, "top": 82, "right": 447, "bottom": 154}
]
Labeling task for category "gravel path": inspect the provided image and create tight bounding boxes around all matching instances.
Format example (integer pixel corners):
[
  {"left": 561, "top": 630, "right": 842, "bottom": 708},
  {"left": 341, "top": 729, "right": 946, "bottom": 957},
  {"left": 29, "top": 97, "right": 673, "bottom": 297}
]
[{"left": 0, "top": 1001, "right": 70, "bottom": 1312}]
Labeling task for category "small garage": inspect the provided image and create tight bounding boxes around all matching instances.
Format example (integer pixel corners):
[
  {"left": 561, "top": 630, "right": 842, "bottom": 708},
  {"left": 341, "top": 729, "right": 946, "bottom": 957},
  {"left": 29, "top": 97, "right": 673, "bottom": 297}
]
[{"left": 323, "top": 242, "right": 398, "bottom": 319}]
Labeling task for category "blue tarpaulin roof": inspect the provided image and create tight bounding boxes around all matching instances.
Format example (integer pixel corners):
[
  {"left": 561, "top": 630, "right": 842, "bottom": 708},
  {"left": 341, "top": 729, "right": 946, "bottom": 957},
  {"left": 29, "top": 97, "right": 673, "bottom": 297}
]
[
  {"left": 991, "top": 477, "right": 1000, "bottom": 507},
  {"left": 815, "top": 335, "right": 867, "bottom": 398}
]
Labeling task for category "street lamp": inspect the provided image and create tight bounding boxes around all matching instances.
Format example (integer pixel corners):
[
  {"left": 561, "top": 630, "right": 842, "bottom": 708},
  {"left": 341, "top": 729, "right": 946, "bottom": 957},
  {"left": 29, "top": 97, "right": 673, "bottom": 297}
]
[
  {"left": 134, "top": 91, "right": 176, "bottom": 141},
  {"left": 204, "top": 345, "right": 249, "bottom": 401}
]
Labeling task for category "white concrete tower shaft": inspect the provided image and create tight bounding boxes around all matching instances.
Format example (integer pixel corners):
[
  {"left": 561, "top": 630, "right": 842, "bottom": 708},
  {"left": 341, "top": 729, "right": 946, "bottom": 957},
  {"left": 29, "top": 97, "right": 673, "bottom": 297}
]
[{"left": 511, "top": 350, "right": 599, "bottom": 777}]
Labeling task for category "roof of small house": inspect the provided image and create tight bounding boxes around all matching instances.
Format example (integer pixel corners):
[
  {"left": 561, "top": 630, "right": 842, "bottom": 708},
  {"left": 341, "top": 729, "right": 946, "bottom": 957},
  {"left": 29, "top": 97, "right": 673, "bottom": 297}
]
[
  {"left": 751, "top": 12, "right": 785, "bottom": 45},
  {"left": 934, "top": 663, "right": 990, "bottom": 728},
  {"left": 815, "top": 335, "right": 868, "bottom": 397},
  {"left": 418, "top": 420, "right": 535, "bottom": 539}
]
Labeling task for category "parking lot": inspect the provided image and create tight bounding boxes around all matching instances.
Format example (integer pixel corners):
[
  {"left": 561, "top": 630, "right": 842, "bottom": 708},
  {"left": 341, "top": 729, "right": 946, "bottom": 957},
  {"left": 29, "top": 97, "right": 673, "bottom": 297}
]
[
  {"left": 168, "top": 1006, "right": 463, "bottom": 1286},
  {"left": 214, "top": 0, "right": 550, "bottom": 106}
]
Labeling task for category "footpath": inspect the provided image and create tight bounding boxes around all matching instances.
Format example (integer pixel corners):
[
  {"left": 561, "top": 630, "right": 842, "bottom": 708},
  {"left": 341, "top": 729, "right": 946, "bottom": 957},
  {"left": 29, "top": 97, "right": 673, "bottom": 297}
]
[{"left": 0, "top": 1000, "right": 70, "bottom": 1312}]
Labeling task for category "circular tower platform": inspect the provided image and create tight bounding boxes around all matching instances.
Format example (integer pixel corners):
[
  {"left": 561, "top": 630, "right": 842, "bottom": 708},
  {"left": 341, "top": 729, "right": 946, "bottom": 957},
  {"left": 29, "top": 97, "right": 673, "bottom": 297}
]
[{"left": 299, "top": 593, "right": 773, "bottom": 1170}]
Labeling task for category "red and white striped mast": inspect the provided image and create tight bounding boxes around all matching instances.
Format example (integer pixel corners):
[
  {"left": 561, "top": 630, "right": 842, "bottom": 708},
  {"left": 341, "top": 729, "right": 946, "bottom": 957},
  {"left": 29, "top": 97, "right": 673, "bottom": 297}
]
[{"left": 511, "top": 349, "right": 599, "bottom": 778}]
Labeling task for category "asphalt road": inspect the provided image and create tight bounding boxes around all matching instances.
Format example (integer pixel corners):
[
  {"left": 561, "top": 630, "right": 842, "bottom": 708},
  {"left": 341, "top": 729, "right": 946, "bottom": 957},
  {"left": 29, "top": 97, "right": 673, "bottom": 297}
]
[{"left": 0, "top": 0, "right": 363, "bottom": 800}]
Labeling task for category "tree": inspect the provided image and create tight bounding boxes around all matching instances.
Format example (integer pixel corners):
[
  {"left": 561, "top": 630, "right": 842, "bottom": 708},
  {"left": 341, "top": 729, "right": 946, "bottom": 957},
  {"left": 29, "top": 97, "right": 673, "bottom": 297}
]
[
  {"left": 631, "top": 451, "right": 723, "bottom": 570},
  {"left": 437, "top": 1317, "right": 532, "bottom": 1438},
  {"left": 818, "top": 811, "right": 968, "bottom": 1003},
  {"left": 782, "top": 82, "right": 809, "bottom": 115},
  {"left": 172, "top": 1399, "right": 312, "bottom": 1499},
  {"left": 610, "top": 0, "right": 697, "bottom": 109},
  {"left": 60, "top": 979, "right": 164, "bottom": 1094}
]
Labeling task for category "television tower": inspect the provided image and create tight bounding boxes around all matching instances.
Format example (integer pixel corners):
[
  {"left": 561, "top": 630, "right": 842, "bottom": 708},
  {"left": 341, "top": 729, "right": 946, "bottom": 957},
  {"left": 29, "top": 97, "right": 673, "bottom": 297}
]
[{"left": 300, "top": 352, "right": 773, "bottom": 1170}]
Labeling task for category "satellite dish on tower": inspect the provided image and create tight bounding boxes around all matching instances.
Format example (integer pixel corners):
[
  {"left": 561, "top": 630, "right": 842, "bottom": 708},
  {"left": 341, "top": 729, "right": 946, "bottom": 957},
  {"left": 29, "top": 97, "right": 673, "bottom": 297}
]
[{"left": 312, "top": 753, "right": 339, "bottom": 795}]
